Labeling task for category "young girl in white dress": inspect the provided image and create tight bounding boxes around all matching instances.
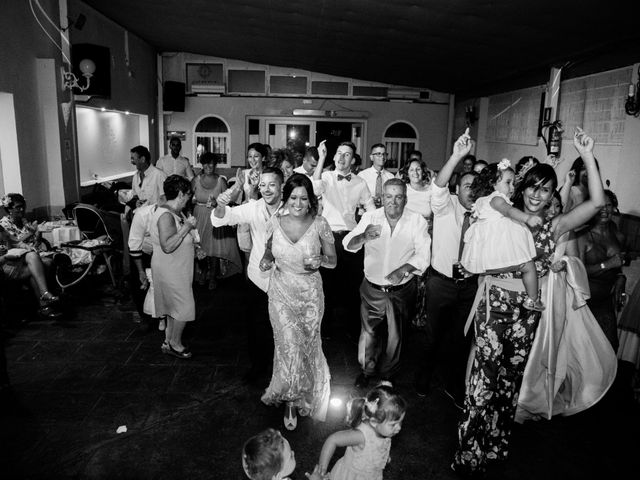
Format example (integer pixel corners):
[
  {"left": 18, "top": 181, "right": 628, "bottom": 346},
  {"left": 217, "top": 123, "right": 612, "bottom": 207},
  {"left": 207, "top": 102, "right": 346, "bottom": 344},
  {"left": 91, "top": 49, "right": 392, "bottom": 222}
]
[
  {"left": 315, "top": 383, "right": 406, "bottom": 480},
  {"left": 461, "top": 159, "right": 545, "bottom": 311}
]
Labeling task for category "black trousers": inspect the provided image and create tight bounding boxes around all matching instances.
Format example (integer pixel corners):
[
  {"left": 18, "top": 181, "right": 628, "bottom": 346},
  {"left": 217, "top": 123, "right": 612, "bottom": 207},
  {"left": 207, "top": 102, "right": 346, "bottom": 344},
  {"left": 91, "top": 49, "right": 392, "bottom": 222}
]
[
  {"left": 245, "top": 279, "right": 274, "bottom": 375},
  {"left": 415, "top": 268, "right": 478, "bottom": 398},
  {"left": 320, "top": 230, "right": 364, "bottom": 338}
]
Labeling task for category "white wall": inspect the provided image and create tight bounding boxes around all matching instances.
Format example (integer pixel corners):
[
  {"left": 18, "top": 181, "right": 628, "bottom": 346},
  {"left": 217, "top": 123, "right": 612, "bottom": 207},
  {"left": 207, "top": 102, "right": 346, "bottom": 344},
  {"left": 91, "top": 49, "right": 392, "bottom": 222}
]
[{"left": 474, "top": 65, "right": 640, "bottom": 215}]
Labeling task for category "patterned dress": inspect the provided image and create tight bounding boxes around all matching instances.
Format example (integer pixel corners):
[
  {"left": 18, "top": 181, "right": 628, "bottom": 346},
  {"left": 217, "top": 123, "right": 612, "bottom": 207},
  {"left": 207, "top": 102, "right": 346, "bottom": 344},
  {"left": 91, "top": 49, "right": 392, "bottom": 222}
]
[
  {"left": 329, "top": 423, "right": 391, "bottom": 480},
  {"left": 453, "top": 219, "right": 555, "bottom": 474},
  {"left": 261, "top": 214, "right": 333, "bottom": 421}
]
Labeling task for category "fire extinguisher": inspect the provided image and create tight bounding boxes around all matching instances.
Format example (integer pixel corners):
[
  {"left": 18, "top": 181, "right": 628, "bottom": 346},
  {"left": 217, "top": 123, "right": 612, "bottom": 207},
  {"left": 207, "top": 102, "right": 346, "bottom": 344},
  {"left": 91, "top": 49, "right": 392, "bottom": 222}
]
[{"left": 546, "top": 120, "right": 563, "bottom": 156}]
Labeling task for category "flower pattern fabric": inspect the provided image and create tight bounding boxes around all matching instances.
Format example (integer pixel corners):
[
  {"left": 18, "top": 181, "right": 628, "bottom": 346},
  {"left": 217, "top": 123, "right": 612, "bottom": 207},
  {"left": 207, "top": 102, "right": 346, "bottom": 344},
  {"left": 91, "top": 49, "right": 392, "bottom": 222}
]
[
  {"left": 454, "top": 219, "right": 556, "bottom": 474},
  {"left": 261, "top": 214, "right": 333, "bottom": 421}
]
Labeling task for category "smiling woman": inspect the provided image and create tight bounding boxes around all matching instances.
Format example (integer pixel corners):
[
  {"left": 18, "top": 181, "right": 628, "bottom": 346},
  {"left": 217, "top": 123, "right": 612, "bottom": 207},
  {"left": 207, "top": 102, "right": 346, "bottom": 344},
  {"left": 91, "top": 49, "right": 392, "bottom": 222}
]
[{"left": 259, "top": 174, "right": 337, "bottom": 430}]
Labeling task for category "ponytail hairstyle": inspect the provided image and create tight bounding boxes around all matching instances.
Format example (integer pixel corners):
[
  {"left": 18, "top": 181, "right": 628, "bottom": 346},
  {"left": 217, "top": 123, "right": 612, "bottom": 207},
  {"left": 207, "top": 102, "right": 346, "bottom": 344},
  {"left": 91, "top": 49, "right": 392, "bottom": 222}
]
[
  {"left": 469, "top": 159, "right": 514, "bottom": 202},
  {"left": 345, "top": 382, "right": 407, "bottom": 428}
]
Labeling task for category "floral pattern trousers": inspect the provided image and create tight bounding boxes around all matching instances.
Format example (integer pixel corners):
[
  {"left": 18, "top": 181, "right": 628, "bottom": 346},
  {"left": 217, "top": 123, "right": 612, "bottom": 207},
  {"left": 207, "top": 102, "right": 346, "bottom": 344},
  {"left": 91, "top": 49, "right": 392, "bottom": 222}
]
[{"left": 453, "top": 283, "right": 540, "bottom": 473}]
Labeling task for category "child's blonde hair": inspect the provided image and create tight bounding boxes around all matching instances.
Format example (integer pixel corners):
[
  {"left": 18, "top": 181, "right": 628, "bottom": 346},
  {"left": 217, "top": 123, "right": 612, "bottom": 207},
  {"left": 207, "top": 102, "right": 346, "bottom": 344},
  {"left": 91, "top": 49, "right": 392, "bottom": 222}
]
[
  {"left": 346, "top": 383, "right": 407, "bottom": 428},
  {"left": 242, "top": 428, "right": 285, "bottom": 480}
]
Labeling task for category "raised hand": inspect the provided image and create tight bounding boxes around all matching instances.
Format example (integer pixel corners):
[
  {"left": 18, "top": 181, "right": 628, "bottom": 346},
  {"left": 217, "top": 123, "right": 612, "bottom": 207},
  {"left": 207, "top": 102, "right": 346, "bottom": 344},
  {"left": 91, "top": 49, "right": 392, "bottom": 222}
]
[
  {"left": 564, "top": 169, "right": 576, "bottom": 186},
  {"left": 318, "top": 140, "right": 327, "bottom": 160},
  {"left": 363, "top": 223, "right": 382, "bottom": 242},
  {"left": 452, "top": 128, "right": 473, "bottom": 158},
  {"left": 573, "top": 127, "right": 594, "bottom": 155}
]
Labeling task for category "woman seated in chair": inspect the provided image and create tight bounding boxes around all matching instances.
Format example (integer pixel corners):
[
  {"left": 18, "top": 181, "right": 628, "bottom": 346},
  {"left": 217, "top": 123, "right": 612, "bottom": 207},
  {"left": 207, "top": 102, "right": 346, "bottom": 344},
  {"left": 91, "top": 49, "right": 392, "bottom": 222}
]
[{"left": 1, "top": 193, "right": 60, "bottom": 316}]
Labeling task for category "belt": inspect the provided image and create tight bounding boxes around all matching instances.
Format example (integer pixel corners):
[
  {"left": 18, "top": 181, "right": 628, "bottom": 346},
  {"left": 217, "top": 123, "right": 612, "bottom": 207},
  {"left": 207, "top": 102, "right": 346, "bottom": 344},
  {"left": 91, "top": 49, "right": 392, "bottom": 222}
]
[
  {"left": 367, "top": 279, "right": 411, "bottom": 293},
  {"left": 429, "top": 267, "right": 477, "bottom": 284}
]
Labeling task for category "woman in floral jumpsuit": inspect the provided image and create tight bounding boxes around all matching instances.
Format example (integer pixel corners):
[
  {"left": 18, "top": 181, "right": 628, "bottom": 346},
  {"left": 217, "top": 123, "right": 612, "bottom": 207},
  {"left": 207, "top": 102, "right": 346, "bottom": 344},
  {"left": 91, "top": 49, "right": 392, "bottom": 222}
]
[{"left": 453, "top": 129, "right": 605, "bottom": 476}]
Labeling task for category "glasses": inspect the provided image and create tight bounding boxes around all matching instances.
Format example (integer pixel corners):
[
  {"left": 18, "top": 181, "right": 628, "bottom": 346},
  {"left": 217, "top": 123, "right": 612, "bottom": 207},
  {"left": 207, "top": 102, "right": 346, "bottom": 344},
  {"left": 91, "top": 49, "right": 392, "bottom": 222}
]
[{"left": 371, "top": 152, "right": 387, "bottom": 157}]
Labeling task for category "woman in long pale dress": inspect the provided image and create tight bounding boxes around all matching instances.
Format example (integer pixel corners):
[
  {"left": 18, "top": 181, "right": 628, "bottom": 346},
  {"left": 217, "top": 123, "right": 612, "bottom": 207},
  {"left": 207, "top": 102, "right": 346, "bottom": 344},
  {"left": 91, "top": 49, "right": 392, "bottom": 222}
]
[
  {"left": 150, "top": 175, "right": 197, "bottom": 359},
  {"left": 259, "top": 174, "right": 337, "bottom": 430},
  {"left": 191, "top": 152, "right": 241, "bottom": 289}
]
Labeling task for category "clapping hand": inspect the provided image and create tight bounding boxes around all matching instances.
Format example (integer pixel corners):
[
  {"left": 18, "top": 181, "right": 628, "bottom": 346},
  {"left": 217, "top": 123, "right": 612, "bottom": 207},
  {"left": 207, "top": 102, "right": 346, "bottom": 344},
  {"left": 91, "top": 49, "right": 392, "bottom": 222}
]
[
  {"left": 573, "top": 127, "right": 594, "bottom": 155},
  {"left": 453, "top": 128, "right": 473, "bottom": 158}
]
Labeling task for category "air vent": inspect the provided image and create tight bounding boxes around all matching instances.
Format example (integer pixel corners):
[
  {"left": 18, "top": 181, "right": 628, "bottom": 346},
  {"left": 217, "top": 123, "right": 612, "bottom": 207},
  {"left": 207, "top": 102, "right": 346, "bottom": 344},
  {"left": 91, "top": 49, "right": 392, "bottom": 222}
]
[
  {"left": 352, "top": 86, "right": 388, "bottom": 98},
  {"left": 388, "top": 88, "right": 421, "bottom": 100},
  {"left": 270, "top": 76, "right": 308, "bottom": 94},
  {"left": 191, "top": 82, "right": 225, "bottom": 94},
  {"left": 228, "top": 70, "right": 266, "bottom": 94},
  {"left": 311, "top": 81, "right": 349, "bottom": 96}
]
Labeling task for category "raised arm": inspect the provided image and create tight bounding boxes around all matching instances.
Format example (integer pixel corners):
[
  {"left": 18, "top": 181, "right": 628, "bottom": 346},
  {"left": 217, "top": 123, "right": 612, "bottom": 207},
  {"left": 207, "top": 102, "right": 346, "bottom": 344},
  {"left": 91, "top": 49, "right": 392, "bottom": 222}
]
[
  {"left": 490, "top": 196, "right": 542, "bottom": 228},
  {"left": 554, "top": 128, "right": 605, "bottom": 237},
  {"left": 559, "top": 169, "right": 575, "bottom": 211},
  {"left": 318, "top": 429, "right": 365, "bottom": 476},
  {"left": 313, "top": 140, "right": 327, "bottom": 181},
  {"left": 435, "top": 128, "right": 473, "bottom": 188}
]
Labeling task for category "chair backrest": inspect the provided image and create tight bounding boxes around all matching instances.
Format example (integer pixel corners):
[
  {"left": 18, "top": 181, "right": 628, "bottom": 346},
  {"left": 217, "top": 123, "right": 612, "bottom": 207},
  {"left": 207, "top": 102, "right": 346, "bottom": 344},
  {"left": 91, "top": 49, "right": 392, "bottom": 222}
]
[{"left": 73, "top": 203, "right": 121, "bottom": 246}]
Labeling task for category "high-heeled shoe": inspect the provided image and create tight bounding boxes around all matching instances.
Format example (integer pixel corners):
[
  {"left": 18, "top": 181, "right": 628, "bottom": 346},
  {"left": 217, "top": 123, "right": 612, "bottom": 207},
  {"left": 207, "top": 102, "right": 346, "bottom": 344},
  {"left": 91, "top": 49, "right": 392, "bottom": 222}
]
[
  {"left": 40, "top": 291, "right": 59, "bottom": 304},
  {"left": 284, "top": 402, "right": 297, "bottom": 431}
]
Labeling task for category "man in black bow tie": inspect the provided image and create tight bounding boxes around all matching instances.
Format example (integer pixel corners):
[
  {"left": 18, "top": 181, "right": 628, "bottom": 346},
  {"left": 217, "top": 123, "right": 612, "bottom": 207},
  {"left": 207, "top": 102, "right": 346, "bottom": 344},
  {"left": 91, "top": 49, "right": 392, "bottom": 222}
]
[{"left": 312, "top": 141, "right": 375, "bottom": 339}]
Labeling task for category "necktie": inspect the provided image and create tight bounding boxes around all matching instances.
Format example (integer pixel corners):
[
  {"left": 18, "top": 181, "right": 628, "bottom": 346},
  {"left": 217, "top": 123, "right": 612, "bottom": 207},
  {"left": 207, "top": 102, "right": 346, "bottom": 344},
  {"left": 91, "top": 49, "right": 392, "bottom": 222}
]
[
  {"left": 458, "top": 211, "right": 471, "bottom": 260},
  {"left": 138, "top": 170, "right": 145, "bottom": 188},
  {"left": 337, "top": 174, "right": 352, "bottom": 181},
  {"left": 375, "top": 171, "right": 383, "bottom": 199}
]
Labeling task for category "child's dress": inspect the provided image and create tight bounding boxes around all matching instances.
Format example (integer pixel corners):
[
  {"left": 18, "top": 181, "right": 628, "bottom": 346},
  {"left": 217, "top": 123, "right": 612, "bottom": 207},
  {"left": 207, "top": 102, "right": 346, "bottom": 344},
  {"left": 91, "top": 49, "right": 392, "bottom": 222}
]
[
  {"left": 329, "top": 423, "right": 391, "bottom": 480},
  {"left": 461, "top": 191, "right": 536, "bottom": 273}
]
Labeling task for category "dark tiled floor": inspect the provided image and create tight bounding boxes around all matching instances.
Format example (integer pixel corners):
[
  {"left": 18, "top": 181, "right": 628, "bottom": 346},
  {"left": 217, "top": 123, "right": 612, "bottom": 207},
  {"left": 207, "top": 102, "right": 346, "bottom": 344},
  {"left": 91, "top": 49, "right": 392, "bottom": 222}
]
[{"left": 1, "top": 274, "right": 638, "bottom": 479}]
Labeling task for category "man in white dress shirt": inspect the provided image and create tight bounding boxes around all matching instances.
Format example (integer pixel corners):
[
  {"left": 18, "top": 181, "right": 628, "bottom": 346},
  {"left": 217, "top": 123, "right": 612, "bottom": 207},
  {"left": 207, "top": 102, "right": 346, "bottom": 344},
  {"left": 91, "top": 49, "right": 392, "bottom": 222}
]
[
  {"left": 156, "top": 137, "right": 195, "bottom": 180},
  {"left": 344, "top": 178, "right": 430, "bottom": 387},
  {"left": 414, "top": 131, "right": 478, "bottom": 407},
  {"left": 293, "top": 146, "right": 319, "bottom": 176},
  {"left": 313, "top": 141, "right": 376, "bottom": 338},
  {"left": 358, "top": 144, "right": 394, "bottom": 208},
  {"left": 130, "top": 145, "right": 166, "bottom": 209},
  {"left": 211, "top": 167, "right": 283, "bottom": 384}
]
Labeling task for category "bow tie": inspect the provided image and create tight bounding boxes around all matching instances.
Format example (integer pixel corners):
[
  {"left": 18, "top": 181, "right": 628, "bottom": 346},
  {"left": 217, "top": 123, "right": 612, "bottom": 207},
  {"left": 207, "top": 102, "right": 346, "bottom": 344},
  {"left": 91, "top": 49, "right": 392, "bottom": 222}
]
[{"left": 337, "top": 174, "right": 352, "bottom": 181}]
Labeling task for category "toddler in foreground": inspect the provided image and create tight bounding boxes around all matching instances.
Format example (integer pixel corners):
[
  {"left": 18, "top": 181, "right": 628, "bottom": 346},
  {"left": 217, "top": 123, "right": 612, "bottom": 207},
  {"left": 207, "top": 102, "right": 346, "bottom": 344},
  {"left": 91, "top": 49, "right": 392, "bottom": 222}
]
[
  {"left": 314, "top": 383, "right": 406, "bottom": 480},
  {"left": 242, "top": 428, "right": 323, "bottom": 480}
]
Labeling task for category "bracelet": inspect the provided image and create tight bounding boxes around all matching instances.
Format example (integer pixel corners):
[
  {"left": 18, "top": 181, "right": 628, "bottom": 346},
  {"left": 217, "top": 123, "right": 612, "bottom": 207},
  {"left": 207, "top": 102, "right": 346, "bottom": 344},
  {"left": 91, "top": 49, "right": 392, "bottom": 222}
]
[{"left": 600, "top": 262, "right": 605, "bottom": 270}]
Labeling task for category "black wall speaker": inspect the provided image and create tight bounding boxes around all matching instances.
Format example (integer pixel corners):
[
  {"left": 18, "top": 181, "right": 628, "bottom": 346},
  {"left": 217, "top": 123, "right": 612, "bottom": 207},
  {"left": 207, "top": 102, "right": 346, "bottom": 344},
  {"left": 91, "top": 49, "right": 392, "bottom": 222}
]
[
  {"left": 163, "top": 81, "right": 185, "bottom": 112},
  {"left": 71, "top": 43, "right": 110, "bottom": 98}
]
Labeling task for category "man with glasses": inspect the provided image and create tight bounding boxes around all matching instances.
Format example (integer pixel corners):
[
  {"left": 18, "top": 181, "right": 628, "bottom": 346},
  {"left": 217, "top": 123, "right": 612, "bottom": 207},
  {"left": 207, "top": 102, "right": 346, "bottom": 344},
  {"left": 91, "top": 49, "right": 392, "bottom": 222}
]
[
  {"left": 313, "top": 141, "right": 376, "bottom": 339},
  {"left": 358, "top": 144, "right": 394, "bottom": 208}
]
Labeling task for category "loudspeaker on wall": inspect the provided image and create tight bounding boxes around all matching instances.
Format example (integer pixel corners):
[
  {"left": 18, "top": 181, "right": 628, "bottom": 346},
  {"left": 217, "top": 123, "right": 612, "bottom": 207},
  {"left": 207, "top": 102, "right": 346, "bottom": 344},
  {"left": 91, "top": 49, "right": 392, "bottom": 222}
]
[{"left": 163, "top": 81, "right": 185, "bottom": 112}]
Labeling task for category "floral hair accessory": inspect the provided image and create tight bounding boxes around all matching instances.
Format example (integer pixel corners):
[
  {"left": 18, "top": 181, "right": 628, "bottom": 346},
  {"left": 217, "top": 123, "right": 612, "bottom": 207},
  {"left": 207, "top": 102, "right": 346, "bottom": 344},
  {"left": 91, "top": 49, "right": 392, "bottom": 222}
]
[
  {"left": 515, "top": 158, "right": 536, "bottom": 183},
  {"left": 364, "top": 398, "right": 379, "bottom": 414},
  {"left": 1, "top": 195, "right": 10, "bottom": 208},
  {"left": 497, "top": 159, "right": 511, "bottom": 171}
]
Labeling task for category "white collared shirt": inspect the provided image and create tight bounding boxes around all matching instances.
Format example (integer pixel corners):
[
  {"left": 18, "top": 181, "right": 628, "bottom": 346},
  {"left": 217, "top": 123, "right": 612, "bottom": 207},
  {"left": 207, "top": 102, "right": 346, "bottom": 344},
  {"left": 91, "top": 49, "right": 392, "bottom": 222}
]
[
  {"left": 358, "top": 167, "right": 394, "bottom": 198},
  {"left": 128, "top": 203, "right": 159, "bottom": 257},
  {"left": 156, "top": 154, "right": 193, "bottom": 179},
  {"left": 313, "top": 170, "right": 375, "bottom": 231},
  {"left": 210, "top": 199, "right": 280, "bottom": 292},
  {"left": 343, "top": 207, "right": 431, "bottom": 286},
  {"left": 132, "top": 165, "right": 166, "bottom": 206},
  {"left": 293, "top": 165, "right": 313, "bottom": 176},
  {"left": 430, "top": 180, "right": 470, "bottom": 277}
]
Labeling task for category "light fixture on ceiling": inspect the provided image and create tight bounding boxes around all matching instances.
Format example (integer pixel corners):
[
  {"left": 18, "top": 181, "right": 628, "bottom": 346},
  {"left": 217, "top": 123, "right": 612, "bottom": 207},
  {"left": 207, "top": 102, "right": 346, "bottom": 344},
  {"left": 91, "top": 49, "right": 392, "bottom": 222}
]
[
  {"left": 625, "top": 65, "right": 640, "bottom": 117},
  {"left": 63, "top": 58, "right": 96, "bottom": 92}
]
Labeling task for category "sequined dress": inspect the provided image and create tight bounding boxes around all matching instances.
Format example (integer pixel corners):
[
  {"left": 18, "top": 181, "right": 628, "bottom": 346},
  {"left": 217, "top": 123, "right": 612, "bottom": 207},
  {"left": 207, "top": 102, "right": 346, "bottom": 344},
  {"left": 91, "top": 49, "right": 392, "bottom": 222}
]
[{"left": 260, "top": 214, "right": 333, "bottom": 421}]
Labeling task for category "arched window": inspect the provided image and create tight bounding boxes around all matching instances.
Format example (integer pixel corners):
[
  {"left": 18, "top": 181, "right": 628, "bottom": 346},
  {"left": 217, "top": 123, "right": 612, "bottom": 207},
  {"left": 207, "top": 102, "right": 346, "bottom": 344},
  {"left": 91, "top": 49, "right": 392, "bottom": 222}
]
[
  {"left": 194, "top": 116, "right": 230, "bottom": 167},
  {"left": 383, "top": 121, "right": 418, "bottom": 171}
]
